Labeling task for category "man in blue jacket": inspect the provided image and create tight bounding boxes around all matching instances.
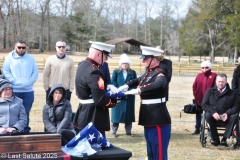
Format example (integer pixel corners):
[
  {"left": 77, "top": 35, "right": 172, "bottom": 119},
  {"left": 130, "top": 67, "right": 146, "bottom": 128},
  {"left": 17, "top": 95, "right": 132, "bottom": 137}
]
[{"left": 2, "top": 40, "right": 38, "bottom": 133}]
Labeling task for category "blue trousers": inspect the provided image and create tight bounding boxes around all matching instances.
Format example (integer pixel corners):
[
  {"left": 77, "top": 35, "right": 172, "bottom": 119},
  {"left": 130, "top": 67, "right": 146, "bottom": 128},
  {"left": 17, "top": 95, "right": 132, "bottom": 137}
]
[
  {"left": 14, "top": 91, "right": 34, "bottom": 133},
  {"left": 144, "top": 125, "right": 171, "bottom": 160}
]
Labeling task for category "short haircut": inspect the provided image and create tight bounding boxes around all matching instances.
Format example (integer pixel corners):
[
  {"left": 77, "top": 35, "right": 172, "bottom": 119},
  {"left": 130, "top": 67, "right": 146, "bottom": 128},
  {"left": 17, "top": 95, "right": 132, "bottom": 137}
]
[
  {"left": 15, "top": 40, "right": 26, "bottom": 45},
  {"left": 56, "top": 41, "right": 66, "bottom": 45},
  {"left": 217, "top": 73, "right": 227, "bottom": 80}
]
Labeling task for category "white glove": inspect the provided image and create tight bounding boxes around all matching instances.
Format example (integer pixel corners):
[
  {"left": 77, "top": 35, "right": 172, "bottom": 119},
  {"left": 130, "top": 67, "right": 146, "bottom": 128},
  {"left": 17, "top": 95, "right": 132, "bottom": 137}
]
[
  {"left": 117, "top": 85, "right": 129, "bottom": 92},
  {"left": 107, "top": 84, "right": 118, "bottom": 94},
  {"left": 124, "top": 89, "right": 139, "bottom": 95}
]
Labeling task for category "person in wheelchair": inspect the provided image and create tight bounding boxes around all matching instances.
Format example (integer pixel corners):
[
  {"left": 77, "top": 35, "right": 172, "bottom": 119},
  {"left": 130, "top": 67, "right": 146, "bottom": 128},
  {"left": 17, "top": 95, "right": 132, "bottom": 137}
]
[{"left": 202, "top": 73, "right": 239, "bottom": 146}]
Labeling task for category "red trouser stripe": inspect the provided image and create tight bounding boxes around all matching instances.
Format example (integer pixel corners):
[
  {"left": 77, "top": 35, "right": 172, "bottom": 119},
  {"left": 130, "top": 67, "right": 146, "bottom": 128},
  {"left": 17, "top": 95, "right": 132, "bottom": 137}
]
[{"left": 157, "top": 126, "right": 162, "bottom": 160}]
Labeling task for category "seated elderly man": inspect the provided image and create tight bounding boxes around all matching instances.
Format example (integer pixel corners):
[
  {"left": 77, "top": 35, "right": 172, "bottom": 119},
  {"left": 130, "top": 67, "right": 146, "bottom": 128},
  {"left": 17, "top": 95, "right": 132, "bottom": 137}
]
[
  {"left": 202, "top": 73, "right": 239, "bottom": 147},
  {"left": 0, "top": 79, "right": 27, "bottom": 134}
]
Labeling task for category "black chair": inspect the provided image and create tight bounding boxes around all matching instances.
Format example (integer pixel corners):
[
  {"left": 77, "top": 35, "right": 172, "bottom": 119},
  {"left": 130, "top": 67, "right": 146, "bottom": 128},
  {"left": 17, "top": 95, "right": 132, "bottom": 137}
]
[{"left": 200, "top": 112, "right": 240, "bottom": 149}]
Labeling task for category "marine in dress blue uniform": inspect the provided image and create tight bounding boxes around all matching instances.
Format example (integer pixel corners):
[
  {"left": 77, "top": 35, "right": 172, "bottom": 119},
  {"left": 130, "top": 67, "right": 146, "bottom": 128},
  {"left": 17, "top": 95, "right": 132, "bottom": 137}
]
[
  {"left": 118, "top": 46, "right": 171, "bottom": 160},
  {"left": 73, "top": 41, "right": 118, "bottom": 137}
]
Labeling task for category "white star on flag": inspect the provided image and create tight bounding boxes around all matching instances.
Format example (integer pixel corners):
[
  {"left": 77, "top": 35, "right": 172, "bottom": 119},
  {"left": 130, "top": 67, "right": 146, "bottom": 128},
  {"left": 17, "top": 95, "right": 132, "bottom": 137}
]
[{"left": 88, "top": 133, "right": 96, "bottom": 142}]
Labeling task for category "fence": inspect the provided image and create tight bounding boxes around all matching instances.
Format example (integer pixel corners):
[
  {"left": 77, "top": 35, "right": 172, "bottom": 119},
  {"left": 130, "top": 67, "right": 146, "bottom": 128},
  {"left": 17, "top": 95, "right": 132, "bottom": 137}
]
[{"left": 0, "top": 57, "right": 236, "bottom": 75}]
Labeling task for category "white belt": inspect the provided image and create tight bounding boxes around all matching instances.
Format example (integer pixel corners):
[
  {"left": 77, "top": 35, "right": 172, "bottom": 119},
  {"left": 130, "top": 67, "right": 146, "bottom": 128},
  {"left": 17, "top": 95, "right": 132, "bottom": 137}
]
[
  {"left": 79, "top": 99, "right": 94, "bottom": 104},
  {"left": 141, "top": 98, "right": 166, "bottom": 104}
]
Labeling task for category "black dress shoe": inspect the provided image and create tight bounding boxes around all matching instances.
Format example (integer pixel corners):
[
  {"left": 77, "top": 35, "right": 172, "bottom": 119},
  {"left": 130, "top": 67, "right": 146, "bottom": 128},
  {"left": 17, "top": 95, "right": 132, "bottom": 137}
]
[
  {"left": 234, "top": 142, "right": 240, "bottom": 149},
  {"left": 211, "top": 141, "right": 220, "bottom": 146},
  {"left": 192, "top": 129, "right": 200, "bottom": 135},
  {"left": 220, "top": 140, "right": 228, "bottom": 147}
]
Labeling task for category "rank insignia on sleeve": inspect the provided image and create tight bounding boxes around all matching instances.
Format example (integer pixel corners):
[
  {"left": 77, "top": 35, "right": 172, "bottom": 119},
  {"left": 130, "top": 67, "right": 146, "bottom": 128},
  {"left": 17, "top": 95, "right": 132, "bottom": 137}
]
[{"left": 98, "top": 77, "right": 105, "bottom": 90}]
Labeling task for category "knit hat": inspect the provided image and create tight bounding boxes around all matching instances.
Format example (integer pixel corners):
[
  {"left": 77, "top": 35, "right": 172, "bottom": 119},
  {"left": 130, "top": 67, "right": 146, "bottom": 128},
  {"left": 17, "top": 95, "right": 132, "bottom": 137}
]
[
  {"left": 201, "top": 61, "right": 212, "bottom": 69},
  {"left": 0, "top": 79, "right": 12, "bottom": 93},
  {"left": 119, "top": 53, "right": 132, "bottom": 66}
]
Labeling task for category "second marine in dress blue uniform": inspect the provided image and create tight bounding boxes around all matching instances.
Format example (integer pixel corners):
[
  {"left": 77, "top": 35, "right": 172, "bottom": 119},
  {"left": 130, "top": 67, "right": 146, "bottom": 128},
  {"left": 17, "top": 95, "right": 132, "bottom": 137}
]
[{"left": 118, "top": 46, "right": 171, "bottom": 160}]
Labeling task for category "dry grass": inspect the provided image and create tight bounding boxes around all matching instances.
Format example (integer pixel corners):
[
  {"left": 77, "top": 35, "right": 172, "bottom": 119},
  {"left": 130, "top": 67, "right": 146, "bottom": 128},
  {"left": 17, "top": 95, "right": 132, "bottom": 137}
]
[{"left": 1, "top": 52, "right": 239, "bottom": 160}]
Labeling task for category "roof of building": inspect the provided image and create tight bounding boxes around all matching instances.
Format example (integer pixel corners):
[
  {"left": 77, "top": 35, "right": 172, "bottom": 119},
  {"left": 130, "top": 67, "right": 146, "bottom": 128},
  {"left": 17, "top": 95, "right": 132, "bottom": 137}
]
[{"left": 105, "top": 37, "right": 150, "bottom": 47}]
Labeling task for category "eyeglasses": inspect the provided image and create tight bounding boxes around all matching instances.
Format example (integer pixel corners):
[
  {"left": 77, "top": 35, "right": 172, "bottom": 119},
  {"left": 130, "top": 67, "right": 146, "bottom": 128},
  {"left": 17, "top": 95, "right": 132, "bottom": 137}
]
[
  {"left": 2, "top": 88, "right": 12, "bottom": 91},
  {"left": 57, "top": 46, "right": 66, "bottom": 49},
  {"left": 17, "top": 46, "right": 26, "bottom": 49},
  {"left": 201, "top": 67, "right": 209, "bottom": 69}
]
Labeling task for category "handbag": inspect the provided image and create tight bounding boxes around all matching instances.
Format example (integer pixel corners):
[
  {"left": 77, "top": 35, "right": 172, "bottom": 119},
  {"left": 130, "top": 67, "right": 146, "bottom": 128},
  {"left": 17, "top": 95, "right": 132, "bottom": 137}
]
[{"left": 180, "top": 103, "right": 199, "bottom": 118}]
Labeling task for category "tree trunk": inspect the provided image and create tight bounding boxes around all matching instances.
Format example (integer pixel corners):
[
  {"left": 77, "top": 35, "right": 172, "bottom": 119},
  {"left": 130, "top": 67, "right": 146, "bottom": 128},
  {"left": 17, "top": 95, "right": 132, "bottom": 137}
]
[
  {"left": 46, "top": 3, "right": 50, "bottom": 51},
  {"left": 233, "top": 46, "right": 238, "bottom": 65}
]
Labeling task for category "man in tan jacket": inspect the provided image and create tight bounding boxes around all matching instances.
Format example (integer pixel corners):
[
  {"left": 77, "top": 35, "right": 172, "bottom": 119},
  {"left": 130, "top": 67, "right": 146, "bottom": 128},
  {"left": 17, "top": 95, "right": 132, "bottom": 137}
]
[{"left": 43, "top": 41, "right": 75, "bottom": 101}]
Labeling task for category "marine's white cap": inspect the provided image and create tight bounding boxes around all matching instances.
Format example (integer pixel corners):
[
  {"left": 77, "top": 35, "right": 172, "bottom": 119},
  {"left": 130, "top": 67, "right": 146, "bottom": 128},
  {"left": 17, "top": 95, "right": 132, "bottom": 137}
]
[
  {"left": 89, "top": 41, "right": 115, "bottom": 58},
  {"left": 140, "top": 45, "right": 164, "bottom": 59},
  {"left": 119, "top": 53, "right": 132, "bottom": 66}
]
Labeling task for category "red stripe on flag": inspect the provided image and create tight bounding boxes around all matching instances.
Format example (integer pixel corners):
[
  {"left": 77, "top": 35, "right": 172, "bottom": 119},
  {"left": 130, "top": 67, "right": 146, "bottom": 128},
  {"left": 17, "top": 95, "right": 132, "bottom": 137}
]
[{"left": 62, "top": 153, "right": 71, "bottom": 160}]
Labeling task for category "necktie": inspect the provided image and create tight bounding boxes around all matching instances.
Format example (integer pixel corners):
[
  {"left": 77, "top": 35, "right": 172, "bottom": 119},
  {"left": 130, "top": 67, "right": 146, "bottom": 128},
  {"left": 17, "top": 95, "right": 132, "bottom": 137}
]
[{"left": 219, "top": 89, "right": 222, "bottom": 94}]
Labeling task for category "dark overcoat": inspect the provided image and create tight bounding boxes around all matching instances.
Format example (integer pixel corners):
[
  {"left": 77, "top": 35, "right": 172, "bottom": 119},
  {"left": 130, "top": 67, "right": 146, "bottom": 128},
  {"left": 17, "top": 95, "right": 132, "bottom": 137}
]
[
  {"left": 159, "top": 59, "right": 172, "bottom": 101},
  {"left": 202, "top": 84, "right": 239, "bottom": 116},
  {"left": 111, "top": 68, "right": 137, "bottom": 123},
  {"left": 231, "top": 68, "right": 240, "bottom": 103}
]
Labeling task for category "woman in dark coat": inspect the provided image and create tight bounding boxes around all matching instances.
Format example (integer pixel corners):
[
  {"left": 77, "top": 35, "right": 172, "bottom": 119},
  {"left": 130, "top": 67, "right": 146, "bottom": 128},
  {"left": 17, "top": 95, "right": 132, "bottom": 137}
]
[
  {"left": 42, "top": 84, "right": 75, "bottom": 146},
  {"left": 111, "top": 53, "right": 137, "bottom": 137}
]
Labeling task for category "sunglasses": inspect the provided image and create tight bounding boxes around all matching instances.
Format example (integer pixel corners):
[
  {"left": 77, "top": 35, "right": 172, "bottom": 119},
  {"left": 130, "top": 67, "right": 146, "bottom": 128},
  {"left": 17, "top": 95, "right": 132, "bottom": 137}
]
[
  {"left": 201, "top": 67, "right": 209, "bottom": 69},
  {"left": 17, "top": 46, "right": 26, "bottom": 49},
  {"left": 57, "top": 46, "right": 66, "bottom": 49}
]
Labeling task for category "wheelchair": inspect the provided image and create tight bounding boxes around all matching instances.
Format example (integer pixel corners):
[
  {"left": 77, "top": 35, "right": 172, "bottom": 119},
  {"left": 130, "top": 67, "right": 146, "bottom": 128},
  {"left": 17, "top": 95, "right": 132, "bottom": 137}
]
[{"left": 199, "top": 112, "right": 240, "bottom": 149}]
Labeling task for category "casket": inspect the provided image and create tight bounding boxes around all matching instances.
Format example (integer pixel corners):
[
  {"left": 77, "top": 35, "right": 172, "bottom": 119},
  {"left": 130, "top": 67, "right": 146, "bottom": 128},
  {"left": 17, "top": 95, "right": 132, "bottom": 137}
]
[{"left": 0, "top": 133, "right": 62, "bottom": 159}]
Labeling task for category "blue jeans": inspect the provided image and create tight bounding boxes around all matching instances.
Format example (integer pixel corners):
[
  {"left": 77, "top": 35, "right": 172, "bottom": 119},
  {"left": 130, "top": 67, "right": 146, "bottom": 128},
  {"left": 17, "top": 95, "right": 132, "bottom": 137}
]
[
  {"left": 46, "top": 88, "right": 72, "bottom": 102},
  {"left": 14, "top": 91, "right": 34, "bottom": 133}
]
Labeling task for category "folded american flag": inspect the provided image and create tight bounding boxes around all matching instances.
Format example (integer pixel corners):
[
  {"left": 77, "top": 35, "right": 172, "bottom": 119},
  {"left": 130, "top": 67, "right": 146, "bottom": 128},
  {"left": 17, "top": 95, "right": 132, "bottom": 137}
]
[
  {"left": 89, "top": 90, "right": 125, "bottom": 100},
  {"left": 65, "top": 122, "right": 113, "bottom": 148}
]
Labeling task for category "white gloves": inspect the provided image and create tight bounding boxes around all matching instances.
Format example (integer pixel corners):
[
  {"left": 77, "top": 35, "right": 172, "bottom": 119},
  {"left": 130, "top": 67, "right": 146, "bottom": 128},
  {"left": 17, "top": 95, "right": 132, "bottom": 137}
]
[
  {"left": 107, "top": 84, "right": 118, "bottom": 94},
  {"left": 117, "top": 85, "right": 129, "bottom": 92},
  {"left": 124, "top": 89, "right": 139, "bottom": 95}
]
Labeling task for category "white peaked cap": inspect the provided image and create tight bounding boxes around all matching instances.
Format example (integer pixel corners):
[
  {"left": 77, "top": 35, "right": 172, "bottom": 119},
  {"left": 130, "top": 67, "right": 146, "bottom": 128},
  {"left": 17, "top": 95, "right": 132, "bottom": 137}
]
[
  {"left": 89, "top": 41, "right": 115, "bottom": 55},
  {"left": 119, "top": 53, "right": 132, "bottom": 66},
  {"left": 140, "top": 45, "right": 164, "bottom": 59},
  {"left": 201, "top": 60, "right": 212, "bottom": 69}
]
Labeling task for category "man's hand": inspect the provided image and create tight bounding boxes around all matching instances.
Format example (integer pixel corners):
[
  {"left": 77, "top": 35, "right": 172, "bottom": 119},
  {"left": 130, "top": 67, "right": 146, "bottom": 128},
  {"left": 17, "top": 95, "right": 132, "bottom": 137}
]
[
  {"left": 107, "top": 85, "right": 118, "bottom": 94},
  {"left": 117, "top": 85, "right": 129, "bottom": 92},
  {"left": 212, "top": 112, "right": 220, "bottom": 120},
  {"left": 221, "top": 113, "right": 228, "bottom": 122}
]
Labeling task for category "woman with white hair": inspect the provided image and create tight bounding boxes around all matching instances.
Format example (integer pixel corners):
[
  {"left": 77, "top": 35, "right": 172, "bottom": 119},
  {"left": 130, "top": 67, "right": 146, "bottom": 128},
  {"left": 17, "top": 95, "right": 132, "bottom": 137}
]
[
  {"left": 192, "top": 60, "right": 217, "bottom": 135},
  {"left": 111, "top": 53, "right": 137, "bottom": 137}
]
